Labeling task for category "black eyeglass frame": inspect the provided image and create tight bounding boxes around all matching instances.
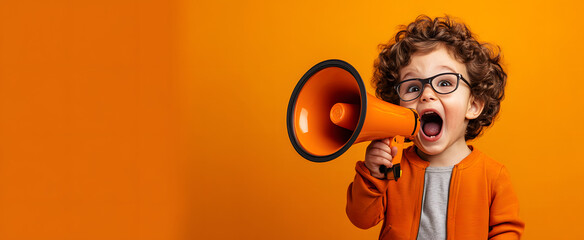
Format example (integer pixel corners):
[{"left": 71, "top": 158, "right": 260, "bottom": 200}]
[{"left": 393, "top": 73, "right": 471, "bottom": 102}]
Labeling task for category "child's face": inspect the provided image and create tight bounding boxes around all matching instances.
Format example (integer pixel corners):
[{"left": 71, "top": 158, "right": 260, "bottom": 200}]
[{"left": 398, "top": 46, "right": 484, "bottom": 158}]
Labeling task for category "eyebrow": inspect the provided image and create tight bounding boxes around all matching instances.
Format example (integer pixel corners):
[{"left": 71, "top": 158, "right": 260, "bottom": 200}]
[{"left": 401, "top": 65, "right": 459, "bottom": 80}]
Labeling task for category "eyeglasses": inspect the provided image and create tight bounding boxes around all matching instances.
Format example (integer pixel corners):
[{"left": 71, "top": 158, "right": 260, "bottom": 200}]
[{"left": 394, "top": 73, "right": 471, "bottom": 102}]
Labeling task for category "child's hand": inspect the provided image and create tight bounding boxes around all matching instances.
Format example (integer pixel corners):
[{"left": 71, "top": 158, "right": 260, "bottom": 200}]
[{"left": 364, "top": 138, "right": 398, "bottom": 179}]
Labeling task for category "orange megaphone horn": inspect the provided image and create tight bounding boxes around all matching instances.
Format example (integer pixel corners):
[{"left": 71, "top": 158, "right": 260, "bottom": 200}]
[{"left": 286, "top": 59, "right": 420, "bottom": 180}]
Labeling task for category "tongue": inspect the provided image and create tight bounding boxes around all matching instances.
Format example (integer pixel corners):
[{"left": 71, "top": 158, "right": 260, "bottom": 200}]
[{"left": 423, "top": 122, "right": 441, "bottom": 136}]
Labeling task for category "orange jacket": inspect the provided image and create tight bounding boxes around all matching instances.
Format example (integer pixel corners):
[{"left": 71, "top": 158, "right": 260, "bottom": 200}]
[{"left": 346, "top": 146, "right": 524, "bottom": 239}]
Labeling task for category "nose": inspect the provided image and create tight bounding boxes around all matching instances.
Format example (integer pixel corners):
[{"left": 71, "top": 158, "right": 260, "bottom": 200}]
[{"left": 420, "top": 84, "right": 437, "bottom": 102}]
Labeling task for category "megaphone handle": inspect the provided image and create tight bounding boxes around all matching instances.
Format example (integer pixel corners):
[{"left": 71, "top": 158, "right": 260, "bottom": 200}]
[{"left": 379, "top": 136, "right": 405, "bottom": 181}]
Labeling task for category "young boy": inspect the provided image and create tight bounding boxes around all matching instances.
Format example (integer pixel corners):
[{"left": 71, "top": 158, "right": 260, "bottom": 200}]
[{"left": 346, "top": 15, "right": 525, "bottom": 239}]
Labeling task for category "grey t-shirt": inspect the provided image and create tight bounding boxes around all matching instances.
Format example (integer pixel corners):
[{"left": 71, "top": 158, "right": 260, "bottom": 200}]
[{"left": 416, "top": 166, "right": 454, "bottom": 240}]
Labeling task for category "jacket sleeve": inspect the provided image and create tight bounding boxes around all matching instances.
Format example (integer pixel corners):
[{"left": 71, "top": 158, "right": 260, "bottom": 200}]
[
  {"left": 346, "top": 161, "right": 390, "bottom": 229},
  {"left": 488, "top": 166, "right": 525, "bottom": 239}
]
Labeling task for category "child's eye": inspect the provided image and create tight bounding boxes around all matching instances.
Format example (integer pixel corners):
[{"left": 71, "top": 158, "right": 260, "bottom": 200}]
[
  {"left": 407, "top": 85, "right": 420, "bottom": 93},
  {"left": 437, "top": 80, "right": 452, "bottom": 87}
]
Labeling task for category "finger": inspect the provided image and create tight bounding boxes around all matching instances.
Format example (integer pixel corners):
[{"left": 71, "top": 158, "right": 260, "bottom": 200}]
[
  {"left": 368, "top": 147, "right": 392, "bottom": 160},
  {"left": 368, "top": 138, "right": 390, "bottom": 148},
  {"left": 363, "top": 161, "right": 378, "bottom": 176},
  {"left": 368, "top": 156, "right": 393, "bottom": 168},
  {"left": 367, "top": 140, "right": 383, "bottom": 150},
  {"left": 365, "top": 159, "right": 390, "bottom": 179},
  {"left": 390, "top": 146, "right": 399, "bottom": 158},
  {"left": 368, "top": 141, "right": 392, "bottom": 155}
]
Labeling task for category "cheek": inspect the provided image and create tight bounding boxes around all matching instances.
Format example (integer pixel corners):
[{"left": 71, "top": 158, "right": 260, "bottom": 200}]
[
  {"left": 443, "top": 99, "right": 469, "bottom": 123},
  {"left": 399, "top": 100, "right": 415, "bottom": 109},
  {"left": 449, "top": 104, "right": 468, "bottom": 118},
  {"left": 443, "top": 92, "right": 472, "bottom": 120}
]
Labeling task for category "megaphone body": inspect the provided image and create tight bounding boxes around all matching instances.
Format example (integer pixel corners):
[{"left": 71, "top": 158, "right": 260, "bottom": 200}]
[{"left": 286, "top": 59, "right": 420, "bottom": 180}]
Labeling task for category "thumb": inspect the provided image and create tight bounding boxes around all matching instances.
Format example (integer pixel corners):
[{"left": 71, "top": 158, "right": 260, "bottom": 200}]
[{"left": 390, "top": 146, "right": 399, "bottom": 158}]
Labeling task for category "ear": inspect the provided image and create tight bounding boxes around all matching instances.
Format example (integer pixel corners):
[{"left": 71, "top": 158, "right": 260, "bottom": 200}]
[{"left": 465, "top": 96, "right": 485, "bottom": 120}]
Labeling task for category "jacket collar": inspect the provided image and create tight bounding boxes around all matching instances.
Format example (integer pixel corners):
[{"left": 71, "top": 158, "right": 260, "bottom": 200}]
[{"left": 404, "top": 145, "right": 481, "bottom": 170}]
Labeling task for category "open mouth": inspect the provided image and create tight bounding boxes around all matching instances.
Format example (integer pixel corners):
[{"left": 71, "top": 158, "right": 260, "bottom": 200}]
[{"left": 421, "top": 111, "right": 443, "bottom": 139}]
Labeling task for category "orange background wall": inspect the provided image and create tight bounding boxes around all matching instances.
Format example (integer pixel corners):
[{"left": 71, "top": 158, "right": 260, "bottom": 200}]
[{"left": 1, "top": 0, "right": 583, "bottom": 239}]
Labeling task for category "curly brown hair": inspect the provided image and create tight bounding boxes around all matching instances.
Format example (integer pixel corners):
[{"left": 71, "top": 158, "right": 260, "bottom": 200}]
[{"left": 372, "top": 15, "right": 506, "bottom": 141}]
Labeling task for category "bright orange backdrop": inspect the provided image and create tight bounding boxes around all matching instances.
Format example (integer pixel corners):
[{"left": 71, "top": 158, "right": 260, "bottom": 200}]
[{"left": 1, "top": 0, "right": 583, "bottom": 239}]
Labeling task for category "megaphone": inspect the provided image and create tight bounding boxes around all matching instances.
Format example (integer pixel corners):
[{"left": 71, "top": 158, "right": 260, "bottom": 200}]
[{"left": 286, "top": 59, "right": 420, "bottom": 180}]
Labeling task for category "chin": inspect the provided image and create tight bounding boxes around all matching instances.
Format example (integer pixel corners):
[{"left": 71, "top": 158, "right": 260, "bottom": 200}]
[{"left": 413, "top": 137, "right": 448, "bottom": 157}]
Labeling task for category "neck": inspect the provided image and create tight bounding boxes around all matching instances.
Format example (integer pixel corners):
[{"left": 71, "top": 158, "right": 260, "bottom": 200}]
[{"left": 416, "top": 139, "right": 471, "bottom": 167}]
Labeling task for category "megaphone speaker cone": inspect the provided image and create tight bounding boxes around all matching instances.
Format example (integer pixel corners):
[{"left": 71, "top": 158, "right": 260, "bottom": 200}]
[
  {"left": 287, "top": 59, "right": 420, "bottom": 163},
  {"left": 286, "top": 60, "right": 367, "bottom": 162}
]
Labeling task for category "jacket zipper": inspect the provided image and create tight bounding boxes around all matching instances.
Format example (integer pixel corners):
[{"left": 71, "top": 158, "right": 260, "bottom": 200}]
[
  {"left": 412, "top": 167, "right": 427, "bottom": 239},
  {"left": 445, "top": 165, "right": 458, "bottom": 240}
]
